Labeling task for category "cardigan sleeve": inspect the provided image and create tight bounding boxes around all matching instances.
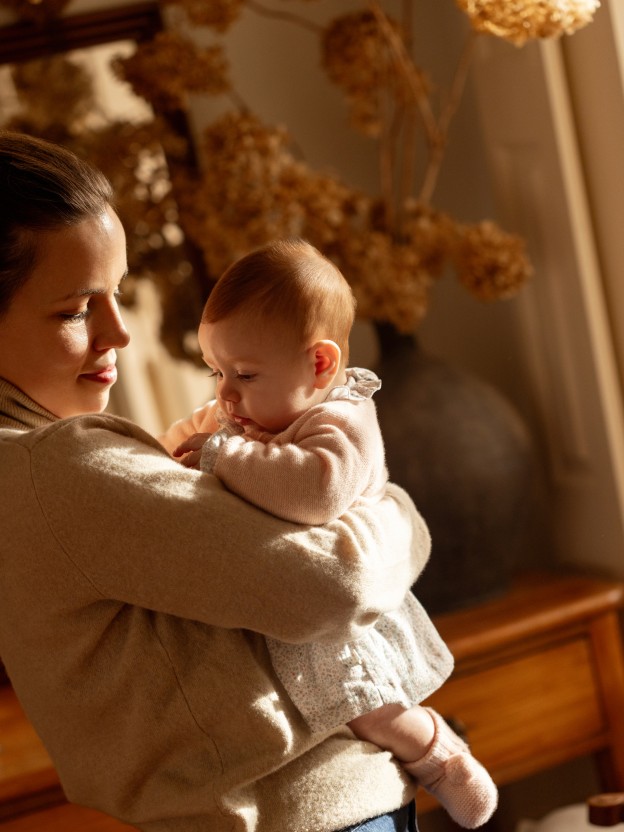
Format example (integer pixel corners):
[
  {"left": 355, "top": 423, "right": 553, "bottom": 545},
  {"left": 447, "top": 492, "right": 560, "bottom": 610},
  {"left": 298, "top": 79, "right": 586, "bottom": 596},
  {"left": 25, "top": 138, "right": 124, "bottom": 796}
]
[
  {"left": 26, "top": 413, "right": 430, "bottom": 645},
  {"left": 211, "top": 400, "right": 388, "bottom": 525},
  {"left": 158, "top": 400, "right": 220, "bottom": 455}
]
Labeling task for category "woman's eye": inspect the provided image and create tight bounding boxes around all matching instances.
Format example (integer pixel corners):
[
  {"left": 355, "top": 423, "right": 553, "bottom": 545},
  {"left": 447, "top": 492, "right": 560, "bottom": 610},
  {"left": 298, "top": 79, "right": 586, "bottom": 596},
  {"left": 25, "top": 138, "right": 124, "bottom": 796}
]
[{"left": 60, "top": 310, "right": 89, "bottom": 322}]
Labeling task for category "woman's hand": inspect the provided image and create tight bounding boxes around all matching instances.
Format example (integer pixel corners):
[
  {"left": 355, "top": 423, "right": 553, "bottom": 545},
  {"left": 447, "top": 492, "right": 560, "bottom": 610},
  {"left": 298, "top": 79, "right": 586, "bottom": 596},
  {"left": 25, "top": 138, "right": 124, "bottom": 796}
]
[{"left": 173, "top": 432, "right": 213, "bottom": 469}]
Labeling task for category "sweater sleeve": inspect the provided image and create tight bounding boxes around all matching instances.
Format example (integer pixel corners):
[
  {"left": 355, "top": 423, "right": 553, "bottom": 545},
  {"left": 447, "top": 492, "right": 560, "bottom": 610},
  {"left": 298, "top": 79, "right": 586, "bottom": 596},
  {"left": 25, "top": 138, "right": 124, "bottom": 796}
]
[
  {"left": 27, "top": 413, "right": 430, "bottom": 645},
  {"left": 158, "top": 400, "right": 220, "bottom": 455},
  {"left": 211, "top": 401, "right": 388, "bottom": 525}
]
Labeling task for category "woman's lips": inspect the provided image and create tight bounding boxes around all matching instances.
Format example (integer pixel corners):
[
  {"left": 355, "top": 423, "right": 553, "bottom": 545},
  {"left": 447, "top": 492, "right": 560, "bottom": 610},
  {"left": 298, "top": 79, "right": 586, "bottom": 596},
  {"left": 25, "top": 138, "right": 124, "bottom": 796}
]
[{"left": 81, "top": 365, "right": 117, "bottom": 385}]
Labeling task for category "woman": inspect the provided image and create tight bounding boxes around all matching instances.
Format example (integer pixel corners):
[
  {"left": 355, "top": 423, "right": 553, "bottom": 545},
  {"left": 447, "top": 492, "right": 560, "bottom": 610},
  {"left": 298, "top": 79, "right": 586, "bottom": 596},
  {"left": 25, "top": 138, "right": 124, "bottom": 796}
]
[{"left": 0, "top": 131, "right": 429, "bottom": 831}]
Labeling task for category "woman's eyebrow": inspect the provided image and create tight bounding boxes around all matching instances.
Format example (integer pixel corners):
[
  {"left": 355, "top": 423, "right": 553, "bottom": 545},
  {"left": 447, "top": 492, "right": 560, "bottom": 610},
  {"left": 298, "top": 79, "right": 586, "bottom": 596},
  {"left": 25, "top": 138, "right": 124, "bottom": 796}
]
[
  {"left": 58, "top": 271, "right": 129, "bottom": 301},
  {"left": 60, "top": 288, "right": 105, "bottom": 300}
]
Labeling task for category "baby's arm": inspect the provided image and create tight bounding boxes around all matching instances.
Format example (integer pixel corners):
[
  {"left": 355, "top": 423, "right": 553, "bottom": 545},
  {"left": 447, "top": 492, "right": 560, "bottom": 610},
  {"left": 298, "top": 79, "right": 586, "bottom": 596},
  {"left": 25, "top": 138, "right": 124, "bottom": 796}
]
[
  {"left": 202, "top": 401, "right": 387, "bottom": 525},
  {"left": 158, "top": 400, "right": 220, "bottom": 456}
]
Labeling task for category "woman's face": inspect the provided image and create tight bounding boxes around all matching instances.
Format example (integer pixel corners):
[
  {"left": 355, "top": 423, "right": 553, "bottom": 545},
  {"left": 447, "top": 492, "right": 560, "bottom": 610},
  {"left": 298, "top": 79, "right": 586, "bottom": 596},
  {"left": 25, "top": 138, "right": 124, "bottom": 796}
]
[{"left": 0, "top": 206, "right": 130, "bottom": 418}]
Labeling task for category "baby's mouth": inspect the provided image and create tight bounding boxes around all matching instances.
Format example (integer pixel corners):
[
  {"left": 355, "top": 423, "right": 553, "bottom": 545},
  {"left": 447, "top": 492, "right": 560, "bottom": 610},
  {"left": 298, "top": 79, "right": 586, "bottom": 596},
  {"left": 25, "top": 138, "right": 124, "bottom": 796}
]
[{"left": 232, "top": 414, "right": 252, "bottom": 426}]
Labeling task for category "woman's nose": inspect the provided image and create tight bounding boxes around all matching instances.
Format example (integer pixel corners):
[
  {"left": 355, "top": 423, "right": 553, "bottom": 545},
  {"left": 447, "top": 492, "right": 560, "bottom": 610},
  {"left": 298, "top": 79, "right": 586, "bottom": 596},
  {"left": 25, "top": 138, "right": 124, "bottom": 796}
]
[{"left": 93, "top": 302, "right": 130, "bottom": 352}]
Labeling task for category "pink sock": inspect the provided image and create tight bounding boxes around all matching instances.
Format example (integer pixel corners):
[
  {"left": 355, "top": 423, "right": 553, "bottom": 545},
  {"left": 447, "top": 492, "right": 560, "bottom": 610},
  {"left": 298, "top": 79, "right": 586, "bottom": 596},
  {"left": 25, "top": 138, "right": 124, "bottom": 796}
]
[{"left": 403, "top": 708, "right": 498, "bottom": 829}]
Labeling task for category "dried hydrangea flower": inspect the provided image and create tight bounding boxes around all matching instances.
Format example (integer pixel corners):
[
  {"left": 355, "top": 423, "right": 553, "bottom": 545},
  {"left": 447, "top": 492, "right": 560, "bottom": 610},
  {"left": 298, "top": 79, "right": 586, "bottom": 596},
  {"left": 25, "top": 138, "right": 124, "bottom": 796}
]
[
  {"left": 10, "top": 56, "right": 95, "bottom": 133},
  {"left": 456, "top": 0, "right": 600, "bottom": 46},
  {"left": 113, "top": 31, "right": 230, "bottom": 113},
  {"left": 326, "top": 219, "right": 436, "bottom": 333},
  {"left": 173, "top": 112, "right": 308, "bottom": 275},
  {"left": 453, "top": 220, "right": 534, "bottom": 300},
  {"left": 158, "top": 0, "right": 244, "bottom": 31},
  {"left": 321, "top": 10, "right": 416, "bottom": 137},
  {"left": 401, "top": 202, "right": 458, "bottom": 279}
]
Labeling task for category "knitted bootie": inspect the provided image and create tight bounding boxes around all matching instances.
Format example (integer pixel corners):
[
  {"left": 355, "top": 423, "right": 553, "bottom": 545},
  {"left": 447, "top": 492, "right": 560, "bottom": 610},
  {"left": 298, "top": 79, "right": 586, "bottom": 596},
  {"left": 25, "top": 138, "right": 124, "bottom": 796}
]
[{"left": 403, "top": 708, "right": 498, "bottom": 829}]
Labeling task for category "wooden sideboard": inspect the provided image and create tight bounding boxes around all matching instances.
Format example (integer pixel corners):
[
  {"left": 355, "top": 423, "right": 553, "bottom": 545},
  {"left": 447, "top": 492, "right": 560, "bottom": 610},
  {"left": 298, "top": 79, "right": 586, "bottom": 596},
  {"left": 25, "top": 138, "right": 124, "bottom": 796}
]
[
  {"left": 0, "top": 687, "right": 131, "bottom": 829},
  {"left": 420, "top": 572, "right": 624, "bottom": 816},
  {"left": 1, "top": 572, "right": 623, "bottom": 828}
]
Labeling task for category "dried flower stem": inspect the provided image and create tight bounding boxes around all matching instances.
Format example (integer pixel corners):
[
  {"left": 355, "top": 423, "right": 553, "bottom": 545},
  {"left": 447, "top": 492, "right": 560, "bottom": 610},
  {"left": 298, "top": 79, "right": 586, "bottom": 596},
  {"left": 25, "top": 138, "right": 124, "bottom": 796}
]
[
  {"left": 228, "top": 87, "right": 251, "bottom": 113},
  {"left": 401, "top": 0, "right": 414, "bottom": 58},
  {"left": 379, "top": 119, "right": 395, "bottom": 228},
  {"left": 368, "top": 2, "right": 437, "bottom": 143},
  {"left": 399, "top": 102, "right": 417, "bottom": 225},
  {"left": 245, "top": 0, "right": 323, "bottom": 33},
  {"left": 419, "top": 28, "right": 478, "bottom": 204},
  {"left": 380, "top": 89, "right": 406, "bottom": 230},
  {"left": 440, "top": 28, "right": 478, "bottom": 137}
]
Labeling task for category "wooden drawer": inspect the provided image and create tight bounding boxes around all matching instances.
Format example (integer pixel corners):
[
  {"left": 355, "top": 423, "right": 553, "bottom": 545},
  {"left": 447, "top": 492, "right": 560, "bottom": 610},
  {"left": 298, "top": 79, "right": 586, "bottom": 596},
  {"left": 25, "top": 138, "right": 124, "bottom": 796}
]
[
  {"left": 0, "top": 687, "right": 62, "bottom": 819},
  {"left": 425, "top": 635, "right": 607, "bottom": 785},
  {"left": 0, "top": 803, "right": 134, "bottom": 830}
]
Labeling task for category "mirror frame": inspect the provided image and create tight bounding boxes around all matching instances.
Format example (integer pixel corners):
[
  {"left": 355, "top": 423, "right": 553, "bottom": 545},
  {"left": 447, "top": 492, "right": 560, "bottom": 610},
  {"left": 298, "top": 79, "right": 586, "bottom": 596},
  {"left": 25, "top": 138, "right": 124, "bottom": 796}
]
[{"left": 0, "top": 1, "right": 161, "bottom": 65}]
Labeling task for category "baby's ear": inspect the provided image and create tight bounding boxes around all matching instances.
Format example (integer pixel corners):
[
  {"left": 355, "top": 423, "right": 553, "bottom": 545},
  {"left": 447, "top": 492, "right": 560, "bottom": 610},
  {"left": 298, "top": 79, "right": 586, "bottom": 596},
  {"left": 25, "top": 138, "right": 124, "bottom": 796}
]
[{"left": 311, "top": 340, "right": 341, "bottom": 389}]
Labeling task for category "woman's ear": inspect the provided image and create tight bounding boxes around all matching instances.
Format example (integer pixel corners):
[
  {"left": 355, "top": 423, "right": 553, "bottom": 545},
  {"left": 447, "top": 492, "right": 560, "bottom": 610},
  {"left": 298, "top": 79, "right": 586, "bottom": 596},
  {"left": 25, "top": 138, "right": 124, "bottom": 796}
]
[{"left": 311, "top": 340, "right": 342, "bottom": 389}]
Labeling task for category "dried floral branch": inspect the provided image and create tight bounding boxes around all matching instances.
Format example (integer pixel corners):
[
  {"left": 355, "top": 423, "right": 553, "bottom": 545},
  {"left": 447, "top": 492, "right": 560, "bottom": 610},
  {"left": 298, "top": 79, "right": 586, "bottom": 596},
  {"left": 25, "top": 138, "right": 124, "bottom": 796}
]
[
  {"left": 398, "top": 103, "right": 417, "bottom": 226},
  {"left": 419, "top": 28, "right": 478, "bottom": 204},
  {"left": 245, "top": 0, "right": 323, "bottom": 33},
  {"left": 378, "top": 99, "right": 396, "bottom": 230},
  {"left": 368, "top": 2, "right": 437, "bottom": 143}
]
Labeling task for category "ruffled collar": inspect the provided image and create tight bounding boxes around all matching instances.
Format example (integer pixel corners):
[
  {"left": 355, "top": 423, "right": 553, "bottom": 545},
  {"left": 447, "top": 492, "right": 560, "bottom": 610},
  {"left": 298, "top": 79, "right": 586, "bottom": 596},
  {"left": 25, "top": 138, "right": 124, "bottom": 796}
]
[
  {"left": 325, "top": 367, "right": 381, "bottom": 403},
  {"left": 0, "top": 378, "right": 57, "bottom": 430}
]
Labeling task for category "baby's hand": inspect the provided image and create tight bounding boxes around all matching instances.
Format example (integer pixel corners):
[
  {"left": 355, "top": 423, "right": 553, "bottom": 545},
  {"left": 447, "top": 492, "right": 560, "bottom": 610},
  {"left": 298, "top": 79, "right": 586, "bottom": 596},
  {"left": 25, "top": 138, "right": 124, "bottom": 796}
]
[{"left": 173, "top": 432, "right": 213, "bottom": 469}]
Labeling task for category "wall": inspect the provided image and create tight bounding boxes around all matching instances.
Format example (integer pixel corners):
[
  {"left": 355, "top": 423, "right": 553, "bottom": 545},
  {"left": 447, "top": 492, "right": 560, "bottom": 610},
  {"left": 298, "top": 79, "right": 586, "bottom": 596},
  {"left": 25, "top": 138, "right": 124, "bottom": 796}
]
[{"left": 468, "top": 19, "right": 624, "bottom": 580}]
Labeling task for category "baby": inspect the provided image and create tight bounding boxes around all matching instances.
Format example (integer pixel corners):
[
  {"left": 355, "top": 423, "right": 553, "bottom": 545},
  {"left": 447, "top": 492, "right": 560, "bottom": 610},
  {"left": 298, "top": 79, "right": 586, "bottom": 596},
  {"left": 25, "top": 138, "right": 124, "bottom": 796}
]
[{"left": 160, "top": 238, "right": 497, "bottom": 828}]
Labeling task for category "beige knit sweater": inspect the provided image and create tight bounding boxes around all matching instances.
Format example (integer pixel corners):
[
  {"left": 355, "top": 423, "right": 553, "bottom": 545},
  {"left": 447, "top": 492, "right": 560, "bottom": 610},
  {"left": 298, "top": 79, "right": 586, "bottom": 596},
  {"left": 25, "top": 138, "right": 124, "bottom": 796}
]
[{"left": 0, "top": 378, "right": 430, "bottom": 832}]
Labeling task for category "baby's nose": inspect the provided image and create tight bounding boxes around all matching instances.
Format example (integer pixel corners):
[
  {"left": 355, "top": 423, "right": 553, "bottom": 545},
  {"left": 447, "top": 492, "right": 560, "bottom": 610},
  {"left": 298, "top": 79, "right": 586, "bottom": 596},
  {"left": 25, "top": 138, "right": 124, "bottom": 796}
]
[{"left": 219, "top": 379, "right": 240, "bottom": 402}]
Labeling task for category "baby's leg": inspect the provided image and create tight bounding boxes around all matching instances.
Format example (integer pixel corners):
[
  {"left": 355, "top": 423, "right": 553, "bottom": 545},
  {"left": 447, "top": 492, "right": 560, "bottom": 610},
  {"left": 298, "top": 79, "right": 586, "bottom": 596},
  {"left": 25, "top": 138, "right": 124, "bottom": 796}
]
[
  {"left": 349, "top": 702, "right": 435, "bottom": 762},
  {"left": 349, "top": 704, "right": 497, "bottom": 829}
]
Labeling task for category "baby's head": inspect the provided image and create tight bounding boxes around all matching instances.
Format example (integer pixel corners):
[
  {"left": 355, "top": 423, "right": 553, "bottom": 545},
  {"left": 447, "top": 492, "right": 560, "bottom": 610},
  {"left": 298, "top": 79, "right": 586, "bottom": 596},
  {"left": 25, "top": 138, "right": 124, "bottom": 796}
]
[
  {"left": 199, "top": 238, "right": 356, "bottom": 433},
  {"left": 203, "top": 238, "right": 355, "bottom": 360}
]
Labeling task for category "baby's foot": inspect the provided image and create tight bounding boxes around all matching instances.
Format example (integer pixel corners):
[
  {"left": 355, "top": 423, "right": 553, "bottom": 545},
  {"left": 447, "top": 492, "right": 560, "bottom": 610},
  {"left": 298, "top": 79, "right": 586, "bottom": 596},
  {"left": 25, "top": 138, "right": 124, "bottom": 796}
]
[{"left": 403, "top": 708, "right": 498, "bottom": 829}]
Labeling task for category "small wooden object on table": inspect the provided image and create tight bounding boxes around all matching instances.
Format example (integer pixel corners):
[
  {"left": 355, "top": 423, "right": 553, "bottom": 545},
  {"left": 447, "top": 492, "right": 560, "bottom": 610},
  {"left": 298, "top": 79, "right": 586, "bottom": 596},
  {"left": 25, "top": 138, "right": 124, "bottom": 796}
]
[{"left": 588, "top": 793, "right": 624, "bottom": 826}]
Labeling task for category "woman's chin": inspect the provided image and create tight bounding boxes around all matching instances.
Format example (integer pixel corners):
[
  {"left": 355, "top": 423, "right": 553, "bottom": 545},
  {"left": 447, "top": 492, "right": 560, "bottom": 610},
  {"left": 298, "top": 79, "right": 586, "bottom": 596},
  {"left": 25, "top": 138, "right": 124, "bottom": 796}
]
[
  {"left": 60, "top": 391, "right": 111, "bottom": 419},
  {"left": 90, "top": 390, "right": 112, "bottom": 415}
]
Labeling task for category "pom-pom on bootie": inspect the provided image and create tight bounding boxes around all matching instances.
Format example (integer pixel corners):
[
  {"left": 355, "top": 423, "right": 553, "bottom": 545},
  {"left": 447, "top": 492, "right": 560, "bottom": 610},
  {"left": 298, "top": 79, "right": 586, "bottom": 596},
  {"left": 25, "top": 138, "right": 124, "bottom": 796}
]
[{"left": 403, "top": 707, "right": 498, "bottom": 829}]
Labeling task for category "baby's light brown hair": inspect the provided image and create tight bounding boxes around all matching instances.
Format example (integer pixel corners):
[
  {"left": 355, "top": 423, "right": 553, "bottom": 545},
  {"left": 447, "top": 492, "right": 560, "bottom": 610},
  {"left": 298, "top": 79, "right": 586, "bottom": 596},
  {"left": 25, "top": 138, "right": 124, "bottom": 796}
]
[{"left": 202, "top": 238, "right": 356, "bottom": 364}]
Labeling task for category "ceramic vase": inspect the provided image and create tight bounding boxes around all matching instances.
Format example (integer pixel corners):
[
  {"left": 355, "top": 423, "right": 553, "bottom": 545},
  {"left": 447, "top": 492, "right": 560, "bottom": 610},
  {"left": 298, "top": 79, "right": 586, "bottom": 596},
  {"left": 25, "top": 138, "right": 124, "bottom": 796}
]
[{"left": 374, "top": 322, "right": 544, "bottom": 614}]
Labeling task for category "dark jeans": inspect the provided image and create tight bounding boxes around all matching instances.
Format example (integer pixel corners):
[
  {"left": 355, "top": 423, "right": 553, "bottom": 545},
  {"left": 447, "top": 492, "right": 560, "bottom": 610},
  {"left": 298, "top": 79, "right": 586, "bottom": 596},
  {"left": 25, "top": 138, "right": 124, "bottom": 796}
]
[{"left": 337, "top": 801, "right": 418, "bottom": 832}]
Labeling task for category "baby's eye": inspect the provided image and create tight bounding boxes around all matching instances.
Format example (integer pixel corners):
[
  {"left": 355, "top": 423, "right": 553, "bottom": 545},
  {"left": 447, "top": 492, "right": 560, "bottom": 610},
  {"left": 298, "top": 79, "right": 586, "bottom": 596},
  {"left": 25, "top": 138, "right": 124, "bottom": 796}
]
[
  {"left": 235, "top": 372, "right": 256, "bottom": 382},
  {"left": 206, "top": 369, "right": 222, "bottom": 379}
]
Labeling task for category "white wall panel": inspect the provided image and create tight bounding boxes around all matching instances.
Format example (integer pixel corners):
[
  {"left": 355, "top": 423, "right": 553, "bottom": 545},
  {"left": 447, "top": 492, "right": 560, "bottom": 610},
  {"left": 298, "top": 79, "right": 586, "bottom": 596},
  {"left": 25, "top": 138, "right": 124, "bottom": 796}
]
[{"left": 471, "top": 34, "right": 624, "bottom": 576}]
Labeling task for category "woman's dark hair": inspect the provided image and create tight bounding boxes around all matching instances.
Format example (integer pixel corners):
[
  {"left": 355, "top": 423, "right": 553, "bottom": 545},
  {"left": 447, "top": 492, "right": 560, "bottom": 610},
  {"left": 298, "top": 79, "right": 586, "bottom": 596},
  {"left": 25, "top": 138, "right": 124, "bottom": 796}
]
[{"left": 0, "top": 130, "right": 114, "bottom": 316}]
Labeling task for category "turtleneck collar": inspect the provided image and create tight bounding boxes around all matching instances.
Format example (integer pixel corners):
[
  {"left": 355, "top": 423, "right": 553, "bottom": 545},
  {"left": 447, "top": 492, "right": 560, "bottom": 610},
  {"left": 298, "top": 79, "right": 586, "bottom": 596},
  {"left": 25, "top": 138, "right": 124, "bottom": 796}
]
[{"left": 0, "top": 378, "right": 58, "bottom": 430}]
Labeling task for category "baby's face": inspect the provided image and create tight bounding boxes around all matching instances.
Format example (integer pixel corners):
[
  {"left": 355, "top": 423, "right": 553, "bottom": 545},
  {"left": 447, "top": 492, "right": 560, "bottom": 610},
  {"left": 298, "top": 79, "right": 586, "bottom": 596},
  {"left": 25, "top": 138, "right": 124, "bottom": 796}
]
[{"left": 198, "top": 315, "right": 322, "bottom": 434}]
